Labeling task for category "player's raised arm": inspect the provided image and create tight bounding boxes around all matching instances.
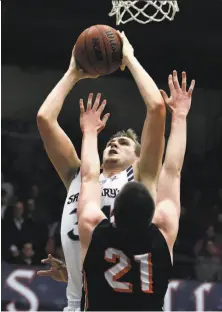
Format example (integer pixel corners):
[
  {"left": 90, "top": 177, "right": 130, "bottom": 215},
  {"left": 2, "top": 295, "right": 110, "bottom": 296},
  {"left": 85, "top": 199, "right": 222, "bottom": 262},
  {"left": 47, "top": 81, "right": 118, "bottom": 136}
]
[
  {"left": 77, "top": 94, "right": 110, "bottom": 261},
  {"left": 118, "top": 32, "right": 166, "bottom": 199},
  {"left": 154, "top": 71, "right": 195, "bottom": 246},
  {"left": 37, "top": 46, "right": 98, "bottom": 190}
]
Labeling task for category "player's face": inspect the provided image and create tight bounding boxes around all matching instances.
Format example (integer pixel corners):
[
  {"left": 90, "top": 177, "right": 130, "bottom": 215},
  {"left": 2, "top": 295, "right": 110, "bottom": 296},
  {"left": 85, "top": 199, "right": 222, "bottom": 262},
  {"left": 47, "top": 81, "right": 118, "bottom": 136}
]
[{"left": 103, "top": 137, "right": 138, "bottom": 168}]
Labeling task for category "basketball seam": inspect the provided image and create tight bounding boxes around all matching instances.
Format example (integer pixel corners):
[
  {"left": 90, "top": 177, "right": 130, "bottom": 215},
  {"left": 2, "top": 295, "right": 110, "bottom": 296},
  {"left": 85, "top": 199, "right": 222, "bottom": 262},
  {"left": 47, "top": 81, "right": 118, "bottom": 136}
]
[
  {"left": 95, "top": 25, "right": 109, "bottom": 75},
  {"left": 85, "top": 27, "right": 100, "bottom": 75}
]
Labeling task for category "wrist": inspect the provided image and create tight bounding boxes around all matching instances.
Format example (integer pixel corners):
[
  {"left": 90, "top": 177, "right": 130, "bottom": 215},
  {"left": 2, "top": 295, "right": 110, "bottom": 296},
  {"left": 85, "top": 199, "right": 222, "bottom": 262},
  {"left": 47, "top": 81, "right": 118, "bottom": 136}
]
[
  {"left": 83, "top": 128, "right": 98, "bottom": 136},
  {"left": 64, "top": 69, "right": 80, "bottom": 83},
  {"left": 124, "top": 54, "right": 136, "bottom": 67},
  {"left": 172, "top": 111, "right": 187, "bottom": 120}
]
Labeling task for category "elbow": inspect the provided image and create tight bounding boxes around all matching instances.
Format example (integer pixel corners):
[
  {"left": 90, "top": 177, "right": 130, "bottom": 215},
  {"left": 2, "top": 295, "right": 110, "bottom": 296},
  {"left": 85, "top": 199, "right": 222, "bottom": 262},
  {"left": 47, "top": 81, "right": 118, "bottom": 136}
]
[
  {"left": 36, "top": 115, "right": 47, "bottom": 133},
  {"left": 148, "top": 100, "right": 166, "bottom": 115},
  {"left": 37, "top": 106, "right": 50, "bottom": 121},
  {"left": 36, "top": 110, "right": 53, "bottom": 129},
  {"left": 36, "top": 113, "right": 52, "bottom": 135},
  {"left": 37, "top": 110, "right": 47, "bottom": 125},
  {"left": 164, "top": 165, "right": 181, "bottom": 177}
]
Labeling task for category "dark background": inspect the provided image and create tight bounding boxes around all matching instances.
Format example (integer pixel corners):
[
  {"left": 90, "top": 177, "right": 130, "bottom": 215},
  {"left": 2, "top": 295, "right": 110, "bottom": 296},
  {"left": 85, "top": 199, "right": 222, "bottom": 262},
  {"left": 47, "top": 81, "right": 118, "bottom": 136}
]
[{"left": 2, "top": 0, "right": 222, "bottom": 89}]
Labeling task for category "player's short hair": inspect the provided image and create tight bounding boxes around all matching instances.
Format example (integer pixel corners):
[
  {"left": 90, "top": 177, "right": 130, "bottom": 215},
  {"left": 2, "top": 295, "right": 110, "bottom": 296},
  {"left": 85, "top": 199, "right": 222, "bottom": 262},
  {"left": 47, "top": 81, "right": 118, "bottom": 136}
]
[
  {"left": 109, "top": 129, "right": 141, "bottom": 157},
  {"left": 113, "top": 181, "right": 155, "bottom": 232}
]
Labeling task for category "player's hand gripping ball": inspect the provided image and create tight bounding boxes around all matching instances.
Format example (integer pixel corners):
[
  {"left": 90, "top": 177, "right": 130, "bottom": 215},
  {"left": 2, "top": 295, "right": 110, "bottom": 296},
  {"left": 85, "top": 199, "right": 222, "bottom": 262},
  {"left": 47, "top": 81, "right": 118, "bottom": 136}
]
[{"left": 74, "top": 25, "right": 122, "bottom": 76}]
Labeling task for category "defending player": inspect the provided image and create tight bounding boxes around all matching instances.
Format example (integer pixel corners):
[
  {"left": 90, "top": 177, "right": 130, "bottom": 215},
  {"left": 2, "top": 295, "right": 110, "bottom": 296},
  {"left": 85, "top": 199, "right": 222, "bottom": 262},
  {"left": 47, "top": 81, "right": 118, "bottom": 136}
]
[
  {"left": 37, "top": 32, "right": 165, "bottom": 311},
  {"left": 77, "top": 71, "right": 195, "bottom": 310}
]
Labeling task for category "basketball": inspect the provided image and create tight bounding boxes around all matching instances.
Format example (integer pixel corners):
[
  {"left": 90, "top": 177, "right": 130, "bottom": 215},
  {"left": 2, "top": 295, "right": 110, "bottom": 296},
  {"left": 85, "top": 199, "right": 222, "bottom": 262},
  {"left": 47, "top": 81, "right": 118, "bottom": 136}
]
[{"left": 74, "top": 25, "right": 122, "bottom": 76}]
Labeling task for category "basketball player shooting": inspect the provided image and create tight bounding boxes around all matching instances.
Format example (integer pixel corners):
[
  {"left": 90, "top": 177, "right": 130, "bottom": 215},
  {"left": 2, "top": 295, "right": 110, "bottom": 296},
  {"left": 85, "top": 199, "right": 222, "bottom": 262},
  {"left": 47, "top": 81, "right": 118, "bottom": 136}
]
[
  {"left": 37, "top": 31, "right": 166, "bottom": 311},
  {"left": 77, "top": 71, "right": 195, "bottom": 311},
  {"left": 37, "top": 65, "right": 195, "bottom": 310}
]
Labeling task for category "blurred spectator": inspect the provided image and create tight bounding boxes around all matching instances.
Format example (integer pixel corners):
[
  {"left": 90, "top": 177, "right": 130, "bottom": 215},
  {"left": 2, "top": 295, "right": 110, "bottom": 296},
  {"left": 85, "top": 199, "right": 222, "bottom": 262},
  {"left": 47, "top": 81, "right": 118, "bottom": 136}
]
[
  {"left": 30, "top": 184, "right": 39, "bottom": 199},
  {"left": 45, "top": 221, "right": 63, "bottom": 260},
  {"left": 215, "top": 213, "right": 222, "bottom": 238},
  {"left": 46, "top": 221, "right": 60, "bottom": 255},
  {"left": 1, "top": 189, "right": 11, "bottom": 221},
  {"left": 28, "top": 184, "right": 51, "bottom": 224},
  {"left": 16, "top": 242, "right": 39, "bottom": 266},
  {"left": 25, "top": 198, "right": 49, "bottom": 262},
  {"left": 1, "top": 172, "right": 14, "bottom": 204},
  {"left": 27, "top": 198, "right": 35, "bottom": 217},
  {"left": 214, "top": 213, "right": 222, "bottom": 263},
  {"left": 194, "top": 226, "right": 222, "bottom": 281},
  {"left": 2, "top": 201, "right": 33, "bottom": 263}
]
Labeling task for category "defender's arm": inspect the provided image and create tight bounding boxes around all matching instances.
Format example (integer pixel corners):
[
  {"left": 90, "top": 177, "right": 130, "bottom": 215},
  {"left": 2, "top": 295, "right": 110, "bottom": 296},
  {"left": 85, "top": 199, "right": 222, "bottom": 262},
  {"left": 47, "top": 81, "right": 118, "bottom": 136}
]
[
  {"left": 78, "top": 129, "right": 103, "bottom": 226},
  {"left": 154, "top": 71, "right": 195, "bottom": 245},
  {"left": 157, "top": 113, "right": 187, "bottom": 213},
  {"left": 77, "top": 96, "right": 109, "bottom": 262}
]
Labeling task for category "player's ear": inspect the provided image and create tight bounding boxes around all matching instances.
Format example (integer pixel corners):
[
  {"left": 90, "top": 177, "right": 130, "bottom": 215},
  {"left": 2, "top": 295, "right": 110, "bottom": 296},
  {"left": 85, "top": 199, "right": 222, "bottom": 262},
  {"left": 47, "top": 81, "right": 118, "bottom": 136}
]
[{"left": 100, "top": 164, "right": 104, "bottom": 170}]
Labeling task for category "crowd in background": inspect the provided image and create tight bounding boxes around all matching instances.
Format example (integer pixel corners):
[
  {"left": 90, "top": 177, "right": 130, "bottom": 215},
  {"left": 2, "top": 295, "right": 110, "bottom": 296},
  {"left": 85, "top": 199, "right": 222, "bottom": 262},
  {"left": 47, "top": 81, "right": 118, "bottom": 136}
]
[{"left": 1, "top": 119, "right": 222, "bottom": 282}]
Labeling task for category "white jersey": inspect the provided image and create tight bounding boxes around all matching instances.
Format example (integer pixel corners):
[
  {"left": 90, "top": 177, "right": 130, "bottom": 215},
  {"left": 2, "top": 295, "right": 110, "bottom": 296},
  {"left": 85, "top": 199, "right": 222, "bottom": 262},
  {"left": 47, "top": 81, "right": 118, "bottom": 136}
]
[{"left": 60, "top": 166, "right": 134, "bottom": 310}]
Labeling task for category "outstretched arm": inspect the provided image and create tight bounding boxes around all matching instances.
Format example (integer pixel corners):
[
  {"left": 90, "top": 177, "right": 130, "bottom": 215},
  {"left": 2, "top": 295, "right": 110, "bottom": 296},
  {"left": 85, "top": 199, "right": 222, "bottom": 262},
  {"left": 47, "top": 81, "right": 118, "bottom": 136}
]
[
  {"left": 77, "top": 95, "right": 110, "bottom": 262},
  {"left": 37, "top": 47, "right": 98, "bottom": 190},
  {"left": 155, "top": 71, "right": 195, "bottom": 243},
  {"left": 119, "top": 32, "right": 166, "bottom": 199}
]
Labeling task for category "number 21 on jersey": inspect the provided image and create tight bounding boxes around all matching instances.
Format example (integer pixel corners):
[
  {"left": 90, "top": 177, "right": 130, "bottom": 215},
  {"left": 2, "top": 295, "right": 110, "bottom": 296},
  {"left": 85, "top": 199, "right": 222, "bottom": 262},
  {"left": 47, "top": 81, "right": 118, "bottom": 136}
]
[{"left": 104, "top": 248, "right": 153, "bottom": 293}]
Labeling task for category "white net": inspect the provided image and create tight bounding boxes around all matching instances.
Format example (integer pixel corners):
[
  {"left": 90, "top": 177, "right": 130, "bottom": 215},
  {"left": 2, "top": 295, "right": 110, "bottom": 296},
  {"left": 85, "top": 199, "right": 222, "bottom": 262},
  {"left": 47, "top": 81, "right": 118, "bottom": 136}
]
[{"left": 109, "top": 1, "right": 180, "bottom": 25}]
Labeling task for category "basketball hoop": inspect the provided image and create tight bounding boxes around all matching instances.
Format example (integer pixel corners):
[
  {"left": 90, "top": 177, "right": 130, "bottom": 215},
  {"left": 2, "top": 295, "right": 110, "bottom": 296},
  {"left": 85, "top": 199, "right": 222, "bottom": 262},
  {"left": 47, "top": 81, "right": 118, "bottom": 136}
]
[{"left": 109, "top": 1, "right": 180, "bottom": 25}]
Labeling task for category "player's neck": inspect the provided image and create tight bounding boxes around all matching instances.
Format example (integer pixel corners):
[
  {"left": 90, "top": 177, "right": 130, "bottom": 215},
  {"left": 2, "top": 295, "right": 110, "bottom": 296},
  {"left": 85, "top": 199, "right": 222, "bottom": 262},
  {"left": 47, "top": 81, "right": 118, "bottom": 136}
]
[
  {"left": 102, "top": 168, "right": 122, "bottom": 178},
  {"left": 102, "top": 163, "right": 128, "bottom": 178}
]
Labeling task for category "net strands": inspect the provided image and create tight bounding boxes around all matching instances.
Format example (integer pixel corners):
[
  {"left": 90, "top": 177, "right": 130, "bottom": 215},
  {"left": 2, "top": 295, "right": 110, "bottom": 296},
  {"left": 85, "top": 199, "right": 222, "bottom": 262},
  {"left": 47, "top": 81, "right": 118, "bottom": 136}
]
[{"left": 109, "top": 1, "right": 180, "bottom": 25}]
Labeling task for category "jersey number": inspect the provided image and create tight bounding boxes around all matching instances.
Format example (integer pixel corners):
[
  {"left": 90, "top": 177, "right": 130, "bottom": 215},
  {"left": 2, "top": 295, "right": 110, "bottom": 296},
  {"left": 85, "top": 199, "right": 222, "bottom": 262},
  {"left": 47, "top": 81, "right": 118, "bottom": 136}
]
[
  {"left": 67, "top": 205, "right": 111, "bottom": 241},
  {"left": 104, "top": 248, "right": 153, "bottom": 293}
]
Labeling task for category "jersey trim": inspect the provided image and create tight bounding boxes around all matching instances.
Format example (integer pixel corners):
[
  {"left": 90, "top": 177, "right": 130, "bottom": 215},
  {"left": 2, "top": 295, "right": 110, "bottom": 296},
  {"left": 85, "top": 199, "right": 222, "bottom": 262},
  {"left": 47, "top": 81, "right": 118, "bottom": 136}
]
[
  {"left": 67, "top": 168, "right": 81, "bottom": 193},
  {"left": 83, "top": 270, "right": 88, "bottom": 311},
  {"left": 126, "top": 165, "right": 134, "bottom": 181}
]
